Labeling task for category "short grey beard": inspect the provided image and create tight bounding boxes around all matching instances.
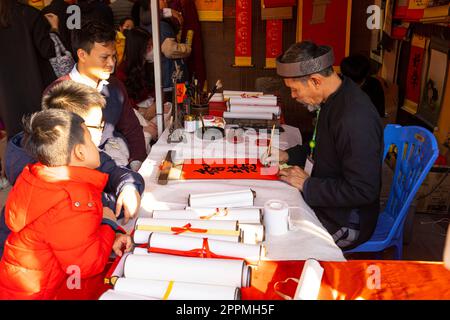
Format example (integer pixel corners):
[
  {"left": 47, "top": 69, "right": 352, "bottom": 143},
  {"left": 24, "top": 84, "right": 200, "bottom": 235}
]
[{"left": 307, "top": 104, "right": 321, "bottom": 112}]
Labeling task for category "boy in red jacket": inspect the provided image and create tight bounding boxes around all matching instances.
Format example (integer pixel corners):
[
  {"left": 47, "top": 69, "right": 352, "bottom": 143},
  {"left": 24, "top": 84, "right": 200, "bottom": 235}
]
[{"left": 0, "top": 109, "right": 133, "bottom": 300}]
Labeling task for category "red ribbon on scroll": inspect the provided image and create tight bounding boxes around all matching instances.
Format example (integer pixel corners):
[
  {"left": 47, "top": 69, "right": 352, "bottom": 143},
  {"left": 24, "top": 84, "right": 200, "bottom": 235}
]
[
  {"left": 171, "top": 223, "right": 208, "bottom": 235},
  {"left": 148, "top": 238, "right": 241, "bottom": 260},
  {"left": 234, "top": 0, "right": 253, "bottom": 66},
  {"left": 181, "top": 159, "right": 279, "bottom": 180}
]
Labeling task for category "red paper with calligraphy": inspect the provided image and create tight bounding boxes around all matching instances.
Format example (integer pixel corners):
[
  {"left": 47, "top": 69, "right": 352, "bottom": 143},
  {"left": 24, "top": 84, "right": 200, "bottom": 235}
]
[
  {"left": 265, "top": 20, "right": 283, "bottom": 68},
  {"left": 404, "top": 35, "right": 427, "bottom": 113},
  {"left": 181, "top": 159, "right": 279, "bottom": 180},
  {"left": 235, "top": 0, "right": 253, "bottom": 66}
]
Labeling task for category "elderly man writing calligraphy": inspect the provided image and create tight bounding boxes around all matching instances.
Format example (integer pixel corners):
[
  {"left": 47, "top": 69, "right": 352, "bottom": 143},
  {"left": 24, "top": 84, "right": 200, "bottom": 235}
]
[{"left": 263, "top": 41, "right": 383, "bottom": 250}]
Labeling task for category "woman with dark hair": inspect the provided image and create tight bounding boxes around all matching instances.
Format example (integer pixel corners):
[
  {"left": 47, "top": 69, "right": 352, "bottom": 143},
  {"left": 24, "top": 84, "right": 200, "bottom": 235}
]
[
  {"left": 115, "top": 16, "right": 134, "bottom": 65},
  {"left": 117, "top": 27, "right": 154, "bottom": 110},
  {"left": 116, "top": 26, "right": 166, "bottom": 147},
  {"left": 0, "top": 0, "right": 58, "bottom": 138}
]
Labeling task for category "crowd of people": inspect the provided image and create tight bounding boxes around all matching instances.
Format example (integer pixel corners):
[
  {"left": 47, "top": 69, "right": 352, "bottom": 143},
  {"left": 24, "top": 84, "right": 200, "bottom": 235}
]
[{"left": 0, "top": 0, "right": 199, "bottom": 299}]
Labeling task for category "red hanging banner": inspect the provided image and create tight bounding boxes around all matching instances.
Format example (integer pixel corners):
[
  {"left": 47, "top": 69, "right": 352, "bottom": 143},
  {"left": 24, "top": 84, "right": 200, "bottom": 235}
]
[
  {"left": 265, "top": 20, "right": 283, "bottom": 69},
  {"left": 405, "top": 0, "right": 427, "bottom": 21},
  {"left": 403, "top": 34, "right": 427, "bottom": 115},
  {"left": 393, "top": 0, "right": 409, "bottom": 19},
  {"left": 234, "top": 0, "right": 253, "bottom": 67}
]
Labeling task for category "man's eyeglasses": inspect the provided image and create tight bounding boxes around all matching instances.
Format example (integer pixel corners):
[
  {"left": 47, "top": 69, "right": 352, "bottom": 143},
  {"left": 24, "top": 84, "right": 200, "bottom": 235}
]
[{"left": 86, "top": 123, "right": 105, "bottom": 131}]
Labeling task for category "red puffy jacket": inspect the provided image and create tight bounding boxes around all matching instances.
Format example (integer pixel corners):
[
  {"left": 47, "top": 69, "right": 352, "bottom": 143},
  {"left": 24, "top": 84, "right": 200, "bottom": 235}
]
[{"left": 0, "top": 163, "right": 116, "bottom": 299}]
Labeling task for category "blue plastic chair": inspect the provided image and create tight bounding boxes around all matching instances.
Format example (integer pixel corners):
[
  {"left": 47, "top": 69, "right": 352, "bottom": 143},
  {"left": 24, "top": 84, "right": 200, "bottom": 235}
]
[{"left": 345, "top": 125, "right": 439, "bottom": 259}]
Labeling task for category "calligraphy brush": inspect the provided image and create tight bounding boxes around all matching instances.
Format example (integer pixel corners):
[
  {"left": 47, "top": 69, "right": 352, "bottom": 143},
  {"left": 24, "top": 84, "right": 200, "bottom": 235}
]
[
  {"left": 194, "top": 79, "right": 199, "bottom": 104},
  {"left": 206, "top": 80, "right": 223, "bottom": 104},
  {"left": 266, "top": 124, "right": 276, "bottom": 166}
]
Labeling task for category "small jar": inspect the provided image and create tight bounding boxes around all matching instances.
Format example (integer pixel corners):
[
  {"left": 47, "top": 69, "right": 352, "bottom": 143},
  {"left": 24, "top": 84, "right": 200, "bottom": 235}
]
[{"left": 184, "top": 114, "right": 196, "bottom": 133}]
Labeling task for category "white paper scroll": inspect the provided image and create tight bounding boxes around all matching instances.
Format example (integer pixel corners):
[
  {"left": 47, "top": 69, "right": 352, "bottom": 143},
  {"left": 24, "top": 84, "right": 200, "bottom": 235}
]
[
  {"left": 123, "top": 254, "right": 251, "bottom": 288},
  {"left": 294, "top": 259, "right": 324, "bottom": 300},
  {"left": 223, "top": 112, "right": 274, "bottom": 120},
  {"left": 136, "top": 218, "right": 238, "bottom": 230},
  {"left": 229, "top": 105, "right": 281, "bottom": 116},
  {"left": 239, "top": 223, "right": 265, "bottom": 244},
  {"left": 188, "top": 189, "right": 255, "bottom": 208},
  {"left": 133, "top": 247, "right": 151, "bottom": 255},
  {"left": 114, "top": 278, "right": 240, "bottom": 300},
  {"left": 99, "top": 289, "right": 157, "bottom": 300},
  {"left": 263, "top": 200, "right": 289, "bottom": 236},
  {"left": 133, "top": 229, "right": 242, "bottom": 244},
  {"left": 223, "top": 90, "right": 263, "bottom": 97},
  {"left": 147, "top": 232, "right": 265, "bottom": 261},
  {"left": 153, "top": 208, "right": 262, "bottom": 224},
  {"left": 229, "top": 96, "right": 277, "bottom": 106}
]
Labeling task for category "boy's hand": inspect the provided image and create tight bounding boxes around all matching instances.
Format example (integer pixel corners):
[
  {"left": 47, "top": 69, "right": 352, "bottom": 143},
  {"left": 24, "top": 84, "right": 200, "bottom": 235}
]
[
  {"left": 112, "top": 234, "right": 133, "bottom": 257},
  {"left": 115, "top": 185, "right": 141, "bottom": 225},
  {"left": 103, "top": 207, "right": 117, "bottom": 222}
]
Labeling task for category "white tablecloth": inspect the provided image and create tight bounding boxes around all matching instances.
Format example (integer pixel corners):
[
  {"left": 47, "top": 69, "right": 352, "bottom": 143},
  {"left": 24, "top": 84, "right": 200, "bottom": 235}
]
[{"left": 124, "top": 125, "right": 345, "bottom": 262}]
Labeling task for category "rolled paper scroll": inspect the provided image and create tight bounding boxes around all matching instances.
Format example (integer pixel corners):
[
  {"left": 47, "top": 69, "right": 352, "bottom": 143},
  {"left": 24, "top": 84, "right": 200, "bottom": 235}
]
[
  {"left": 223, "top": 90, "right": 263, "bottom": 97},
  {"left": 133, "top": 229, "right": 242, "bottom": 244},
  {"left": 99, "top": 289, "right": 157, "bottom": 300},
  {"left": 229, "top": 105, "right": 281, "bottom": 116},
  {"left": 135, "top": 218, "right": 239, "bottom": 234},
  {"left": 229, "top": 96, "right": 277, "bottom": 106},
  {"left": 223, "top": 112, "right": 274, "bottom": 120},
  {"left": 114, "top": 278, "right": 241, "bottom": 300},
  {"left": 123, "top": 254, "right": 251, "bottom": 288},
  {"left": 147, "top": 232, "right": 265, "bottom": 260},
  {"left": 188, "top": 189, "right": 255, "bottom": 208}
]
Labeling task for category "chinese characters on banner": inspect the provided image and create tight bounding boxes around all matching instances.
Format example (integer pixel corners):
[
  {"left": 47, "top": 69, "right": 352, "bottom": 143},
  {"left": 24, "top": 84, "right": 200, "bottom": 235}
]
[
  {"left": 265, "top": 20, "right": 283, "bottom": 69},
  {"left": 181, "top": 159, "right": 279, "bottom": 180},
  {"left": 403, "top": 34, "right": 427, "bottom": 114},
  {"left": 234, "top": 0, "right": 253, "bottom": 67},
  {"left": 195, "top": 0, "right": 224, "bottom": 21},
  {"left": 296, "top": 0, "right": 352, "bottom": 69}
]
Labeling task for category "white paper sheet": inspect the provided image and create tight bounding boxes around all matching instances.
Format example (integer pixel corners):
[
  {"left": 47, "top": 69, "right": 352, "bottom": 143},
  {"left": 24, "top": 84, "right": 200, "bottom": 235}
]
[
  {"left": 114, "top": 278, "right": 240, "bottom": 300},
  {"left": 123, "top": 254, "right": 251, "bottom": 287},
  {"left": 188, "top": 189, "right": 255, "bottom": 208},
  {"left": 147, "top": 232, "right": 264, "bottom": 260}
]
